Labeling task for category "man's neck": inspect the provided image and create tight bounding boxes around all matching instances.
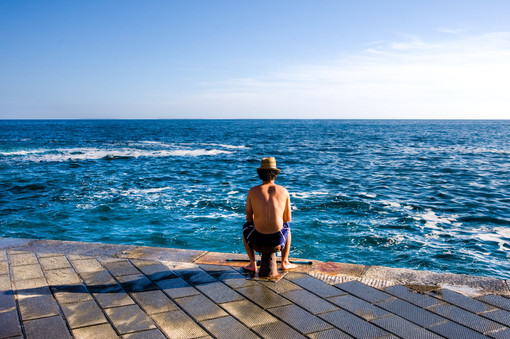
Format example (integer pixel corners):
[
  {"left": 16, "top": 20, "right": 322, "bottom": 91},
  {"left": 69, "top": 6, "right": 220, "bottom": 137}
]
[{"left": 262, "top": 180, "right": 275, "bottom": 185}]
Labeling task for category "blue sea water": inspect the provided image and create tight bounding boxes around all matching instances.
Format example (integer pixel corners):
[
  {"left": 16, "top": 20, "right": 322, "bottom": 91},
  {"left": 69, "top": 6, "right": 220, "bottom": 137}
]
[{"left": 1, "top": 120, "right": 509, "bottom": 279}]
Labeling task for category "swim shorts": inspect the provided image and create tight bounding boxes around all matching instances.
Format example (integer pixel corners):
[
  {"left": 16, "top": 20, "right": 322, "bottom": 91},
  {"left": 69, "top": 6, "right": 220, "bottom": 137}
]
[{"left": 243, "top": 222, "right": 290, "bottom": 249}]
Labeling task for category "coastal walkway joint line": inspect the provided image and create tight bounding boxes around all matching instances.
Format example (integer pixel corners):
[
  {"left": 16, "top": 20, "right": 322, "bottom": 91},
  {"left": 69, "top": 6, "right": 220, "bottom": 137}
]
[{"left": 1, "top": 238, "right": 510, "bottom": 339}]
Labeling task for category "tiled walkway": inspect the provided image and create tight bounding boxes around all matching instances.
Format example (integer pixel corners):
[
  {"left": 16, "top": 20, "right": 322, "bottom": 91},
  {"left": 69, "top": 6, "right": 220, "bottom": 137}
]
[{"left": 1, "top": 237, "right": 510, "bottom": 338}]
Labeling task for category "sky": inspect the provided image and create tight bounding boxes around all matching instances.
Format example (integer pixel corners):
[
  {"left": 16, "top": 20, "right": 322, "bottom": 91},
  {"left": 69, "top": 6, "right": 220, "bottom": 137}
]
[{"left": 1, "top": 1, "right": 510, "bottom": 119}]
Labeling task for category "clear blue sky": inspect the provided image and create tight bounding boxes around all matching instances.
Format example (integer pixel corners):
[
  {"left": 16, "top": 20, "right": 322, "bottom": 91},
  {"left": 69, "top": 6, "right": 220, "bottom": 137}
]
[{"left": 1, "top": 1, "right": 509, "bottom": 119}]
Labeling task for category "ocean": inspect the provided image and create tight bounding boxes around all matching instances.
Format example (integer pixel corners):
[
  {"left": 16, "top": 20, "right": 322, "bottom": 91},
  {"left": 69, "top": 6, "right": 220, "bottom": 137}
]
[{"left": 1, "top": 120, "right": 509, "bottom": 279}]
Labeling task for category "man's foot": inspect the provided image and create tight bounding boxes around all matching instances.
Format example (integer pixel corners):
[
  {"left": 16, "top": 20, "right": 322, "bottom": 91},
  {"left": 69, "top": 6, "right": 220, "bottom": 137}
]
[
  {"left": 242, "top": 263, "right": 257, "bottom": 273},
  {"left": 281, "top": 260, "right": 298, "bottom": 270}
]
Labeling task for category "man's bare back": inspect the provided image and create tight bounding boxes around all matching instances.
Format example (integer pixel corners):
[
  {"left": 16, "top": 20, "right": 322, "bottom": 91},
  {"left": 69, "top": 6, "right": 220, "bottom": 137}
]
[{"left": 246, "top": 183, "right": 291, "bottom": 233}]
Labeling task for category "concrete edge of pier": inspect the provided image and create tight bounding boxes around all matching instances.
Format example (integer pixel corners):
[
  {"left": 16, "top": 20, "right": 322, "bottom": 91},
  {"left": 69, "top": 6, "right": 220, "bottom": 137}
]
[{"left": 2, "top": 237, "right": 508, "bottom": 297}]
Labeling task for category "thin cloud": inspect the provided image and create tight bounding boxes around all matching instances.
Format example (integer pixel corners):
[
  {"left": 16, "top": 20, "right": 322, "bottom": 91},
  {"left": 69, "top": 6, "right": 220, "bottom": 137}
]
[{"left": 177, "top": 32, "right": 510, "bottom": 118}]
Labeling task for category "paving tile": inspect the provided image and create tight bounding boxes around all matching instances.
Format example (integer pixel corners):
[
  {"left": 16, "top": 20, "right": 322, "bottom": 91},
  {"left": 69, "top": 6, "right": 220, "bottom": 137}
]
[
  {"left": 173, "top": 266, "right": 217, "bottom": 285},
  {"left": 0, "top": 309, "right": 22, "bottom": 338},
  {"left": 199, "top": 264, "right": 237, "bottom": 275},
  {"left": 156, "top": 277, "right": 200, "bottom": 299},
  {"left": 372, "top": 315, "right": 443, "bottom": 339},
  {"left": 8, "top": 252, "right": 38, "bottom": 266},
  {"left": 0, "top": 274, "right": 10, "bottom": 290},
  {"left": 0, "top": 261, "right": 8, "bottom": 274},
  {"left": 151, "top": 310, "right": 209, "bottom": 338},
  {"left": 430, "top": 288, "right": 494, "bottom": 313},
  {"left": 131, "top": 289, "right": 179, "bottom": 314},
  {"left": 319, "top": 309, "right": 390, "bottom": 338},
  {"left": 307, "top": 328, "right": 353, "bottom": 339},
  {"left": 44, "top": 267, "right": 82, "bottom": 285},
  {"left": 174, "top": 294, "right": 228, "bottom": 321},
  {"left": 268, "top": 304, "right": 333, "bottom": 334},
  {"left": 328, "top": 294, "right": 391, "bottom": 320},
  {"left": 196, "top": 281, "right": 244, "bottom": 304},
  {"left": 287, "top": 275, "right": 346, "bottom": 298},
  {"left": 18, "top": 295, "right": 60, "bottom": 320},
  {"left": 478, "top": 295, "right": 510, "bottom": 311},
  {"left": 201, "top": 315, "right": 259, "bottom": 339},
  {"left": 237, "top": 284, "right": 291, "bottom": 309},
  {"left": 430, "top": 303, "right": 505, "bottom": 334},
  {"left": 71, "top": 323, "right": 119, "bottom": 339},
  {"left": 376, "top": 298, "right": 446, "bottom": 328},
  {"left": 0, "top": 289, "right": 16, "bottom": 312},
  {"left": 0, "top": 250, "right": 6, "bottom": 261},
  {"left": 488, "top": 327, "right": 510, "bottom": 339},
  {"left": 428, "top": 320, "right": 488, "bottom": 339},
  {"left": 482, "top": 309, "right": 510, "bottom": 327},
  {"left": 123, "top": 329, "right": 167, "bottom": 339},
  {"left": 93, "top": 285, "right": 135, "bottom": 308},
  {"left": 61, "top": 299, "right": 108, "bottom": 328},
  {"left": 70, "top": 258, "right": 105, "bottom": 273},
  {"left": 281, "top": 289, "right": 339, "bottom": 315},
  {"left": 101, "top": 260, "right": 140, "bottom": 277},
  {"left": 384, "top": 285, "right": 442, "bottom": 308},
  {"left": 38, "top": 255, "right": 72, "bottom": 271},
  {"left": 24, "top": 315, "right": 71, "bottom": 339},
  {"left": 335, "top": 280, "right": 393, "bottom": 303},
  {"left": 259, "top": 278, "right": 302, "bottom": 294},
  {"left": 131, "top": 261, "right": 177, "bottom": 281},
  {"left": 51, "top": 283, "right": 93, "bottom": 304},
  {"left": 105, "top": 304, "right": 156, "bottom": 334},
  {"left": 252, "top": 319, "right": 307, "bottom": 339},
  {"left": 116, "top": 273, "right": 158, "bottom": 292},
  {"left": 11, "top": 264, "right": 44, "bottom": 281},
  {"left": 35, "top": 252, "right": 62, "bottom": 258},
  {"left": 13, "top": 277, "right": 51, "bottom": 300},
  {"left": 215, "top": 271, "right": 258, "bottom": 289},
  {"left": 80, "top": 270, "right": 117, "bottom": 289},
  {"left": 220, "top": 299, "right": 279, "bottom": 328}
]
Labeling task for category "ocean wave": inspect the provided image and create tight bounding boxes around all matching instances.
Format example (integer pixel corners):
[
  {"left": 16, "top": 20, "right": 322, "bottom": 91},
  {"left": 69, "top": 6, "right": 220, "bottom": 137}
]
[
  {"left": 2, "top": 147, "right": 233, "bottom": 162},
  {"left": 401, "top": 145, "right": 510, "bottom": 156},
  {"left": 200, "top": 143, "right": 249, "bottom": 150},
  {"left": 290, "top": 191, "right": 329, "bottom": 199},
  {"left": 415, "top": 210, "right": 458, "bottom": 229}
]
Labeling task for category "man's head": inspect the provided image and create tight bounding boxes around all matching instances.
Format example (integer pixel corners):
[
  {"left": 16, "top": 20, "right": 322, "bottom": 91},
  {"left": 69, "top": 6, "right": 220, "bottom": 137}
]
[{"left": 257, "top": 157, "right": 280, "bottom": 181}]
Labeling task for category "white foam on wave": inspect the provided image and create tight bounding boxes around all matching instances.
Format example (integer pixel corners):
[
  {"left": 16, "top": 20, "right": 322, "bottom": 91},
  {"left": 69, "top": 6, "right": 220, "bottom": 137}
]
[
  {"left": 415, "top": 210, "right": 458, "bottom": 229},
  {"left": 200, "top": 143, "right": 249, "bottom": 150},
  {"left": 290, "top": 191, "right": 329, "bottom": 199},
  {"left": 476, "top": 227, "right": 510, "bottom": 252},
  {"left": 120, "top": 187, "right": 173, "bottom": 196},
  {"left": 5, "top": 147, "right": 233, "bottom": 162},
  {"left": 186, "top": 212, "right": 243, "bottom": 219}
]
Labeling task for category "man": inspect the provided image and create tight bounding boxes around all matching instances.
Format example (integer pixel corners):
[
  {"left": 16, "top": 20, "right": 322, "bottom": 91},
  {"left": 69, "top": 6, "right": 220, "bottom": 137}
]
[{"left": 243, "top": 157, "right": 297, "bottom": 272}]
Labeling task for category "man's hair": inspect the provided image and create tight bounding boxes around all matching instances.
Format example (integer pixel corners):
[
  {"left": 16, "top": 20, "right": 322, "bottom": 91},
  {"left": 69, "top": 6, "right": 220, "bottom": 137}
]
[{"left": 257, "top": 169, "right": 279, "bottom": 181}]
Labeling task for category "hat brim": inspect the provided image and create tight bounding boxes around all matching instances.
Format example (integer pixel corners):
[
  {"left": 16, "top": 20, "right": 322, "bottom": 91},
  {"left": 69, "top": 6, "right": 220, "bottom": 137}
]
[{"left": 257, "top": 167, "right": 280, "bottom": 172}]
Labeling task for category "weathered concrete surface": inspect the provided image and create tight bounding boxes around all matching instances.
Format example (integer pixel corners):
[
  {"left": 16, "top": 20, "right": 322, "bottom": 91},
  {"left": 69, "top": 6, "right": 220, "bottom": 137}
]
[{"left": 1, "top": 236, "right": 510, "bottom": 339}]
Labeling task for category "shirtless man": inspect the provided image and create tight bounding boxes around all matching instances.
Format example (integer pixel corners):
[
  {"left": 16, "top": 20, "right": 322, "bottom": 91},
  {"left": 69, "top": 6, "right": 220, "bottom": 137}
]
[{"left": 242, "top": 157, "right": 298, "bottom": 272}]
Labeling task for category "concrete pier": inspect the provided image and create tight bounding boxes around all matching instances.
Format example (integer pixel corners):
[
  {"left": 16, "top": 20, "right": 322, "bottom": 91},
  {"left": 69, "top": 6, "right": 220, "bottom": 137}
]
[{"left": 1, "top": 237, "right": 509, "bottom": 338}]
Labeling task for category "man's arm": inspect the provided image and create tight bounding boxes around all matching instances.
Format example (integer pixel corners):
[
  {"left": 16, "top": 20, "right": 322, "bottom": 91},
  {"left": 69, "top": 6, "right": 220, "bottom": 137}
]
[
  {"left": 283, "top": 190, "right": 291, "bottom": 223},
  {"left": 246, "top": 190, "right": 254, "bottom": 222}
]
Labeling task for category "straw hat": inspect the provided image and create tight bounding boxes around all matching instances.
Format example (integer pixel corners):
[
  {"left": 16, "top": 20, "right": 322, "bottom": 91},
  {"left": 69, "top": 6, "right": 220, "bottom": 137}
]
[{"left": 258, "top": 157, "right": 280, "bottom": 172}]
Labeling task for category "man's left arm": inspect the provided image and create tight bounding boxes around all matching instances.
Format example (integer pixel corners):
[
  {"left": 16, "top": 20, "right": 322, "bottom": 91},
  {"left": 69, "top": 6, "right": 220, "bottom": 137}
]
[{"left": 246, "top": 191, "right": 254, "bottom": 222}]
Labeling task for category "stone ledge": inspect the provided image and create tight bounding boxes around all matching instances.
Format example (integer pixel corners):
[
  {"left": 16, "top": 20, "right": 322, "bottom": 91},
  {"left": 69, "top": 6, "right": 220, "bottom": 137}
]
[{"left": 1, "top": 237, "right": 508, "bottom": 297}]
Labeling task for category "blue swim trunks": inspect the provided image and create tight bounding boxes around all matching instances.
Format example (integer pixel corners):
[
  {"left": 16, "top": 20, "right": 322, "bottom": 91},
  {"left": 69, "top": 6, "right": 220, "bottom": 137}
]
[{"left": 243, "top": 222, "right": 290, "bottom": 249}]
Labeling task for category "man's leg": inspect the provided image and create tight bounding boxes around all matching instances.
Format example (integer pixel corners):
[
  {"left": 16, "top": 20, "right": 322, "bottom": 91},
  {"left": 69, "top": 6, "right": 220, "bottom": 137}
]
[
  {"left": 281, "top": 230, "right": 297, "bottom": 270},
  {"left": 243, "top": 236, "right": 257, "bottom": 272}
]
